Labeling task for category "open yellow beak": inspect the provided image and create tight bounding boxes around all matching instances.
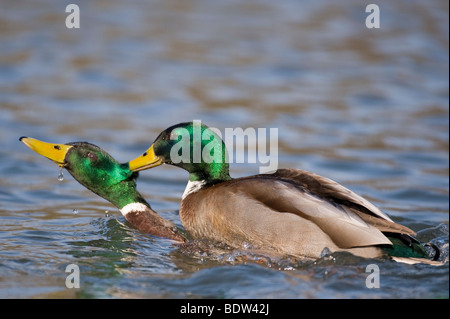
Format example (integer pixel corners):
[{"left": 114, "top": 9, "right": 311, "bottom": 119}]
[
  {"left": 128, "top": 144, "right": 163, "bottom": 172},
  {"left": 20, "top": 137, "right": 73, "bottom": 167}
]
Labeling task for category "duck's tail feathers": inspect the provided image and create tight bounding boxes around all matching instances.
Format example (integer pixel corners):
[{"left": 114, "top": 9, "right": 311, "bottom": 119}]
[{"left": 385, "top": 234, "right": 444, "bottom": 265}]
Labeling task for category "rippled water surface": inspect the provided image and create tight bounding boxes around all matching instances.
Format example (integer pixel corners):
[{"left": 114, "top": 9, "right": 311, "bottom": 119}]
[{"left": 0, "top": 0, "right": 448, "bottom": 299}]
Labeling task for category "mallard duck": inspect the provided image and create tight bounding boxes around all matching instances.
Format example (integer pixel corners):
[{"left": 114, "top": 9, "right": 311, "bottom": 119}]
[
  {"left": 20, "top": 137, "right": 186, "bottom": 243},
  {"left": 128, "top": 122, "right": 436, "bottom": 262}
]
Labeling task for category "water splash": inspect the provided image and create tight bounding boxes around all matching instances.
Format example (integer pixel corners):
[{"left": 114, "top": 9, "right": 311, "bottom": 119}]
[
  {"left": 72, "top": 209, "right": 78, "bottom": 215},
  {"left": 57, "top": 169, "right": 64, "bottom": 182},
  {"left": 320, "top": 247, "right": 332, "bottom": 257},
  {"left": 418, "top": 223, "right": 449, "bottom": 263}
]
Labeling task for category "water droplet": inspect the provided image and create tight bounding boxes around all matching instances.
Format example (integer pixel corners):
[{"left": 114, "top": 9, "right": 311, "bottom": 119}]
[
  {"left": 320, "top": 247, "right": 332, "bottom": 257},
  {"left": 104, "top": 210, "right": 109, "bottom": 217},
  {"left": 57, "top": 169, "right": 64, "bottom": 182},
  {"left": 72, "top": 209, "right": 78, "bottom": 215}
]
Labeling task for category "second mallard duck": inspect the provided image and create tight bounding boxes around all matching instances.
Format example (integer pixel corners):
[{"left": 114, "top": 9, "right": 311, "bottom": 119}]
[
  {"left": 128, "top": 122, "right": 433, "bottom": 261},
  {"left": 20, "top": 137, "right": 186, "bottom": 243}
]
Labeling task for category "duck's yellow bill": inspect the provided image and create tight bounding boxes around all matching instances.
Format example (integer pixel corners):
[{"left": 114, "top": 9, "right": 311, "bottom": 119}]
[
  {"left": 20, "top": 137, "right": 73, "bottom": 167},
  {"left": 128, "top": 144, "right": 163, "bottom": 172}
]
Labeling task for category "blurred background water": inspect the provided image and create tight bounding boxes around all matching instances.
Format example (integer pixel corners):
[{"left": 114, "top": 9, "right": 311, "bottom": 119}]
[{"left": 0, "top": 0, "right": 448, "bottom": 298}]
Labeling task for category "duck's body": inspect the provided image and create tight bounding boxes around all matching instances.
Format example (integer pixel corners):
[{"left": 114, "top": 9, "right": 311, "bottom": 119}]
[
  {"left": 180, "top": 168, "right": 424, "bottom": 259},
  {"left": 20, "top": 137, "right": 186, "bottom": 243},
  {"left": 129, "top": 122, "right": 432, "bottom": 261}
]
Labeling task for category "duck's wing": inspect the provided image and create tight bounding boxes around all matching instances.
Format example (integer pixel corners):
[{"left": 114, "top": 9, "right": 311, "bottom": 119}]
[
  {"left": 270, "top": 169, "right": 393, "bottom": 221},
  {"left": 222, "top": 176, "right": 389, "bottom": 248},
  {"left": 267, "top": 168, "right": 416, "bottom": 236}
]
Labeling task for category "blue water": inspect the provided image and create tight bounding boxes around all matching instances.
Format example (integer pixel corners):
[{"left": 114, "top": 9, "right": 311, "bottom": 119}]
[{"left": 0, "top": 0, "right": 448, "bottom": 299}]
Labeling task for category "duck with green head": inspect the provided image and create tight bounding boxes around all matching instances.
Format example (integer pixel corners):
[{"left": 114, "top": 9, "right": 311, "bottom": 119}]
[
  {"left": 128, "top": 122, "right": 436, "bottom": 262},
  {"left": 20, "top": 137, "right": 186, "bottom": 243}
]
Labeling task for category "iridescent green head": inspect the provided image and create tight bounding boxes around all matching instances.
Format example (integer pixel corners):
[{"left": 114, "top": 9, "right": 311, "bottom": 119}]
[
  {"left": 128, "top": 121, "right": 231, "bottom": 183},
  {"left": 20, "top": 137, "right": 148, "bottom": 209}
]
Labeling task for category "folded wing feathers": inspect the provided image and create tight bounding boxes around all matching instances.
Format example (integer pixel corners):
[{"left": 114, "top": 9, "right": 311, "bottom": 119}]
[
  {"left": 272, "top": 169, "right": 394, "bottom": 222},
  {"left": 276, "top": 184, "right": 393, "bottom": 247},
  {"left": 255, "top": 168, "right": 417, "bottom": 247}
]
